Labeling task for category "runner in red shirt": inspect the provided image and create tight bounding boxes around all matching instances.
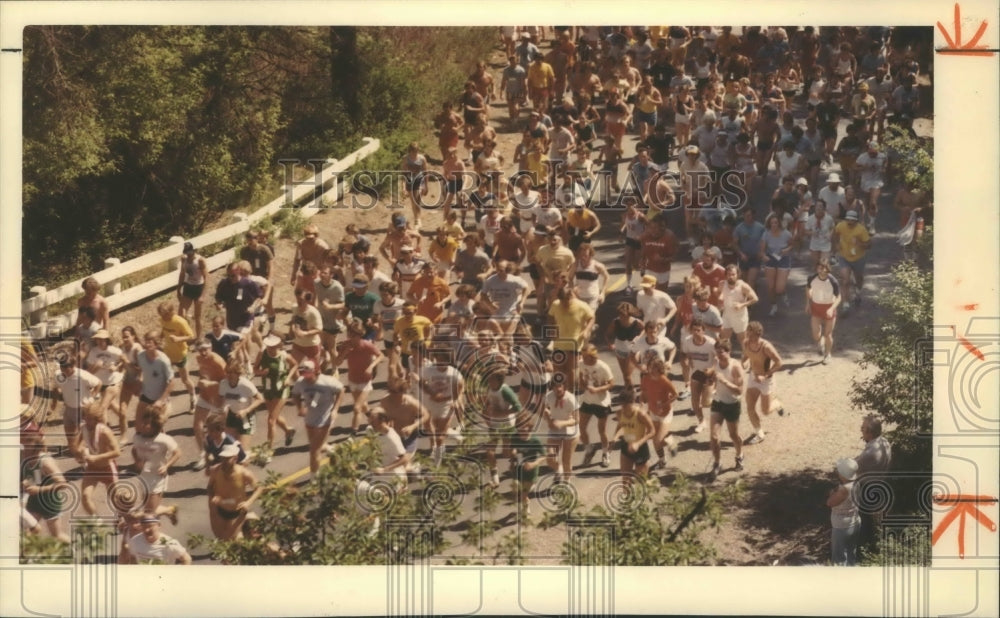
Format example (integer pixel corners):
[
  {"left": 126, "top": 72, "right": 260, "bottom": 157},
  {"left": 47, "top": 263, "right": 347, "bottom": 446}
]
[{"left": 639, "top": 217, "right": 678, "bottom": 293}]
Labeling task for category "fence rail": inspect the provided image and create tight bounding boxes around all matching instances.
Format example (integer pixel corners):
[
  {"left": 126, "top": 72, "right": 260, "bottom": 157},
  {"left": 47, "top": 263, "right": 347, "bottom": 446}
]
[{"left": 23, "top": 137, "right": 380, "bottom": 338}]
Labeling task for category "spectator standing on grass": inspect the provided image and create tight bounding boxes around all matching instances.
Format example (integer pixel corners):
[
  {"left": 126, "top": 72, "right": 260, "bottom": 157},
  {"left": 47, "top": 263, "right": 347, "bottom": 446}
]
[
  {"left": 855, "top": 414, "right": 892, "bottom": 548},
  {"left": 828, "top": 457, "right": 861, "bottom": 566}
]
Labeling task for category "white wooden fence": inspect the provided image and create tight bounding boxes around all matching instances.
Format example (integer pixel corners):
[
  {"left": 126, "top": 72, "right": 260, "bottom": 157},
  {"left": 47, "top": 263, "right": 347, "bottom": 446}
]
[{"left": 23, "top": 138, "right": 381, "bottom": 339}]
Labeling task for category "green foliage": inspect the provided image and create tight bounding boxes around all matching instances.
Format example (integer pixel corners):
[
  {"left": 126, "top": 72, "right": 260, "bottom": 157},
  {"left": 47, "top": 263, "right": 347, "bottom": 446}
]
[
  {"left": 23, "top": 26, "right": 498, "bottom": 294},
  {"left": 850, "top": 259, "right": 933, "bottom": 477},
  {"left": 561, "top": 475, "right": 743, "bottom": 566},
  {"left": 883, "top": 125, "right": 933, "bottom": 194},
  {"left": 860, "top": 522, "right": 931, "bottom": 567},
  {"left": 20, "top": 533, "right": 71, "bottom": 564}
]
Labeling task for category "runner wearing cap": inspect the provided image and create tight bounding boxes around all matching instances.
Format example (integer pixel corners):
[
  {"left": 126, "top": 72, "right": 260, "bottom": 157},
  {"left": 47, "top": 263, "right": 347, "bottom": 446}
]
[
  {"left": 203, "top": 412, "right": 248, "bottom": 472},
  {"left": 253, "top": 334, "right": 297, "bottom": 456},
  {"left": 379, "top": 214, "right": 422, "bottom": 266},
  {"left": 344, "top": 274, "right": 380, "bottom": 340},
  {"left": 191, "top": 339, "right": 226, "bottom": 470},
  {"left": 818, "top": 173, "right": 847, "bottom": 220},
  {"left": 84, "top": 329, "right": 126, "bottom": 433},
  {"left": 127, "top": 514, "right": 191, "bottom": 565},
  {"left": 207, "top": 442, "right": 263, "bottom": 540},
  {"left": 831, "top": 211, "right": 871, "bottom": 312},
  {"left": 176, "top": 242, "right": 208, "bottom": 338},
  {"left": 291, "top": 358, "right": 345, "bottom": 474},
  {"left": 636, "top": 273, "right": 677, "bottom": 334}
]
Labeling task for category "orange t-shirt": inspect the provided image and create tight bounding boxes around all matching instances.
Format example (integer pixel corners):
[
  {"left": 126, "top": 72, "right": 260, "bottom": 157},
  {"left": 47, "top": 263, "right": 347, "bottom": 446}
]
[{"left": 641, "top": 373, "right": 677, "bottom": 416}]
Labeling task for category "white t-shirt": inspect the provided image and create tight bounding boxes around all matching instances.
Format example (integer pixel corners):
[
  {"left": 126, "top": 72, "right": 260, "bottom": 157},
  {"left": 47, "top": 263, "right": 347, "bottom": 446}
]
[
  {"left": 806, "top": 213, "right": 836, "bottom": 252},
  {"left": 128, "top": 532, "right": 188, "bottom": 564},
  {"left": 531, "top": 205, "right": 563, "bottom": 230},
  {"left": 291, "top": 305, "right": 322, "bottom": 348},
  {"left": 578, "top": 359, "right": 614, "bottom": 406},
  {"left": 681, "top": 335, "right": 717, "bottom": 371},
  {"left": 85, "top": 345, "right": 124, "bottom": 386},
  {"left": 218, "top": 376, "right": 260, "bottom": 415},
  {"left": 132, "top": 432, "right": 178, "bottom": 477},
  {"left": 419, "top": 365, "right": 463, "bottom": 415},
  {"left": 375, "top": 297, "right": 406, "bottom": 334},
  {"left": 377, "top": 428, "right": 407, "bottom": 478},
  {"left": 59, "top": 368, "right": 102, "bottom": 408},
  {"left": 776, "top": 151, "right": 803, "bottom": 178},
  {"left": 818, "top": 186, "right": 846, "bottom": 218},
  {"left": 636, "top": 289, "right": 676, "bottom": 325},
  {"left": 631, "top": 335, "right": 677, "bottom": 369},
  {"left": 855, "top": 151, "right": 886, "bottom": 190},
  {"left": 478, "top": 215, "right": 503, "bottom": 247},
  {"left": 512, "top": 191, "right": 541, "bottom": 234},
  {"left": 543, "top": 391, "right": 578, "bottom": 437}
]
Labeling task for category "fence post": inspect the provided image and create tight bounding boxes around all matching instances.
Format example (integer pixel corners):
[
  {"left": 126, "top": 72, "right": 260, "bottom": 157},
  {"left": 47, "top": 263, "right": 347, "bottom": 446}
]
[
  {"left": 168, "top": 236, "right": 185, "bottom": 271},
  {"left": 103, "top": 258, "right": 122, "bottom": 296},
  {"left": 28, "top": 286, "right": 48, "bottom": 332}
]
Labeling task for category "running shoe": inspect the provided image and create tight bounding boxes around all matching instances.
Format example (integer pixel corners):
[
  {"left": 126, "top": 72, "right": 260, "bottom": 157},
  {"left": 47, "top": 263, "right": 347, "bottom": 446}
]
[
  {"left": 677, "top": 389, "right": 691, "bottom": 400},
  {"left": 709, "top": 462, "right": 721, "bottom": 481},
  {"left": 490, "top": 470, "right": 500, "bottom": 488},
  {"left": 694, "top": 421, "right": 706, "bottom": 434},
  {"left": 735, "top": 455, "right": 744, "bottom": 471},
  {"left": 582, "top": 444, "right": 599, "bottom": 466},
  {"left": 822, "top": 354, "right": 830, "bottom": 365},
  {"left": 192, "top": 452, "right": 206, "bottom": 471},
  {"left": 744, "top": 433, "right": 765, "bottom": 445},
  {"left": 285, "top": 428, "right": 296, "bottom": 447},
  {"left": 650, "top": 459, "right": 666, "bottom": 472},
  {"left": 768, "top": 304, "right": 778, "bottom": 317},
  {"left": 600, "top": 452, "right": 610, "bottom": 468}
]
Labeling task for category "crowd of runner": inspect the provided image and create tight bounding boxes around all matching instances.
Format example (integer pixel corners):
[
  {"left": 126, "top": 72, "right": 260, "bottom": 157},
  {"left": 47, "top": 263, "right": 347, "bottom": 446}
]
[{"left": 20, "top": 25, "right": 919, "bottom": 565}]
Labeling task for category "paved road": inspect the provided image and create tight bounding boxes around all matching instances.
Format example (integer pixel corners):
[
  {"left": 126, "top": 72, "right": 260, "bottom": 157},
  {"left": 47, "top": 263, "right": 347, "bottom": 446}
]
[{"left": 35, "top": 93, "right": 929, "bottom": 564}]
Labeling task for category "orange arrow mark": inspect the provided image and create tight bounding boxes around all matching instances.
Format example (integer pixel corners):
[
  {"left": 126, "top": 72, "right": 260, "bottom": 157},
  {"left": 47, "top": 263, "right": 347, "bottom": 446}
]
[
  {"left": 937, "top": 3, "right": 995, "bottom": 56},
  {"left": 931, "top": 495, "right": 998, "bottom": 558}
]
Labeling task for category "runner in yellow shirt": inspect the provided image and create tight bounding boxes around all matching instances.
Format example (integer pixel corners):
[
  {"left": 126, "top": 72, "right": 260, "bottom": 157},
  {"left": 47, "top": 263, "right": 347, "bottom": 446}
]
[
  {"left": 548, "top": 287, "right": 595, "bottom": 392},
  {"left": 527, "top": 54, "right": 556, "bottom": 112},
  {"left": 831, "top": 211, "right": 871, "bottom": 311},
  {"left": 157, "top": 302, "right": 196, "bottom": 409},
  {"left": 393, "top": 301, "right": 433, "bottom": 369}
]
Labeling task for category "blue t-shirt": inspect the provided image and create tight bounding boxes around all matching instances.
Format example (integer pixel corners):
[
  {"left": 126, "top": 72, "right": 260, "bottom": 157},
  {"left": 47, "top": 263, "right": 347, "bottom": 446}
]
[
  {"left": 137, "top": 350, "right": 173, "bottom": 401},
  {"left": 734, "top": 221, "right": 766, "bottom": 255}
]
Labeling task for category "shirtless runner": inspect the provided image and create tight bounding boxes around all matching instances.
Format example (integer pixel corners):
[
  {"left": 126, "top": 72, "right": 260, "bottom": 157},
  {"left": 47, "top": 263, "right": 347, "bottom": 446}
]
[
  {"left": 382, "top": 376, "right": 430, "bottom": 475},
  {"left": 207, "top": 443, "right": 263, "bottom": 540},
  {"left": 742, "top": 321, "right": 784, "bottom": 445}
]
